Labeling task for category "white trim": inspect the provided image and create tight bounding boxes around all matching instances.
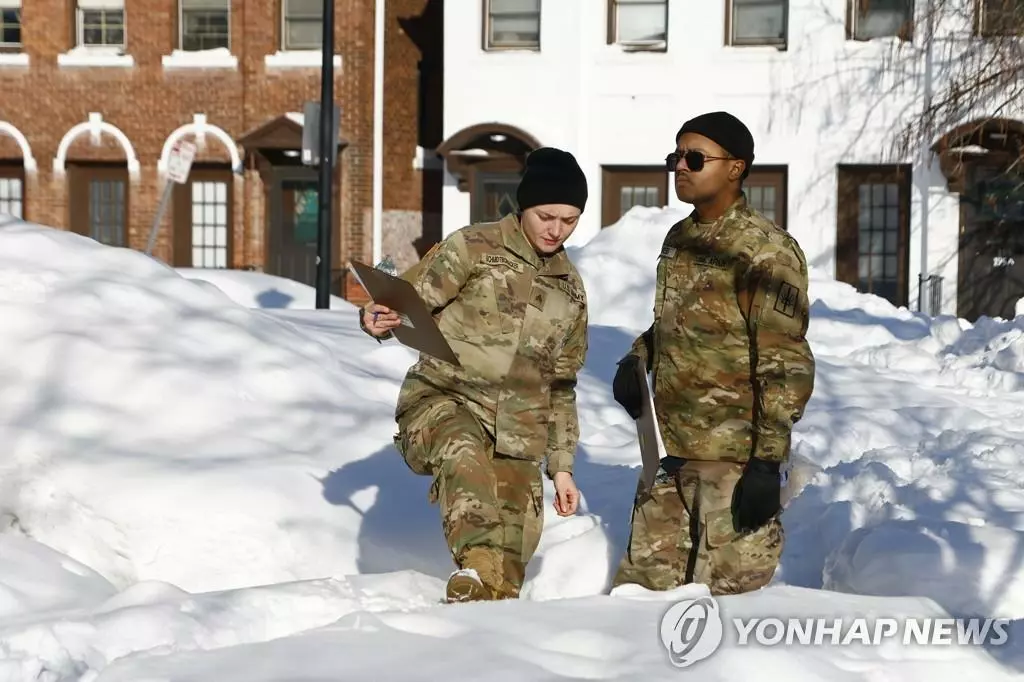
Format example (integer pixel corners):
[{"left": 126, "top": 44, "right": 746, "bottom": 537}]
[
  {"left": 0, "top": 0, "right": 22, "bottom": 10},
  {"left": 0, "top": 120, "right": 36, "bottom": 172},
  {"left": 157, "top": 113, "right": 242, "bottom": 174},
  {"left": 264, "top": 50, "right": 341, "bottom": 69},
  {"left": 57, "top": 48, "right": 134, "bottom": 68},
  {"left": 162, "top": 48, "right": 238, "bottom": 70},
  {"left": 0, "top": 53, "right": 29, "bottom": 67},
  {"left": 52, "top": 113, "right": 140, "bottom": 175},
  {"left": 77, "top": 0, "right": 124, "bottom": 8}
]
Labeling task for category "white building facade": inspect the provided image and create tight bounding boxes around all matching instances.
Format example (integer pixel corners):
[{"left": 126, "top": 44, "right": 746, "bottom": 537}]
[{"left": 436, "top": 0, "right": 1024, "bottom": 322}]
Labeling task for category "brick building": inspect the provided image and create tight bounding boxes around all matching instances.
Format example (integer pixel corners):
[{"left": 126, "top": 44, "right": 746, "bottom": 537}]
[{"left": 0, "top": 0, "right": 443, "bottom": 302}]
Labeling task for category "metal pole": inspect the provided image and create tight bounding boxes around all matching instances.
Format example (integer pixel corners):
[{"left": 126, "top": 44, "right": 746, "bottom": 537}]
[
  {"left": 371, "top": 0, "right": 385, "bottom": 265},
  {"left": 315, "top": 0, "right": 336, "bottom": 309},
  {"left": 145, "top": 180, "right": 175, "bottom": 257}
]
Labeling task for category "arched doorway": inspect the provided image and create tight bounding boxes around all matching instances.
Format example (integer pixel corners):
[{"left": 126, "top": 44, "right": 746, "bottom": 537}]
[
  {"left": 437, "top": 122, "right": 540, "bottom": 223},
  {"left": 934, "top": 117, "right": 1024, "bottom": 320}
]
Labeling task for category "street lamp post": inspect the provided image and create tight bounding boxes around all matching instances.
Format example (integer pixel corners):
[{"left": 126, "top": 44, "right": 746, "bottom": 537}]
[{"left": 315, "top": 0, "right": 336, "bottom": 309}]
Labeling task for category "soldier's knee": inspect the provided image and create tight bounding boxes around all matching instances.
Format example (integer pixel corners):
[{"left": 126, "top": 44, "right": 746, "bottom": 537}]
[{"left": 394, "top": 400, "right": 484, "bottom": 476}]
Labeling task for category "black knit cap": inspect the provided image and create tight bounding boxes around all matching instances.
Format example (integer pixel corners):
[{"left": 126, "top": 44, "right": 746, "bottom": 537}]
[
  {"left": 516, "top": 147, "right": 588, "bottom": 213},
  {"left": 676, "top": 111, "right": 755, "bottom": 176}
]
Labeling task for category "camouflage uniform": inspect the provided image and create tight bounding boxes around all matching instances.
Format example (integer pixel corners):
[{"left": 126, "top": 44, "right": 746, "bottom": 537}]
[
  {"left": 372, "top": 213, "right": 588, "bottom": 599},
  {"left": 612, "top": 195, "right": 815, "bottom": 594}
]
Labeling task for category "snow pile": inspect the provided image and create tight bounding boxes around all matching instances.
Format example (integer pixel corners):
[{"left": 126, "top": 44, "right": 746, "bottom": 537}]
[
  {"left": 0, "top": 209, "right": 1022, "bottom": 679},
  {"left": 177, "top": 267, "right": 354, "bottom": 310}
]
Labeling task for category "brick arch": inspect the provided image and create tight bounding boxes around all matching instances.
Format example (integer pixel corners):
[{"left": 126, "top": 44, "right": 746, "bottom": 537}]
[
  {"left": 53, "top": 113, "right": 140, "bottom": 175},
  {"left": 158, "top": 114, "right": 242, "bottom": 174},
  {"left": 931, "top": 117, "right": 1024, "bottom": 154},
  {"left": 437, "top": 122, "right": 542, "bottom": 193},
  {"left": 932, "top": 117, "right": 1024, "bottom": 192},
  {"left": 436, "top": 122, "right": 542, "bottom": 157},
  {"left": 0, "top": 121, "right": 36, "bottom": 172}
]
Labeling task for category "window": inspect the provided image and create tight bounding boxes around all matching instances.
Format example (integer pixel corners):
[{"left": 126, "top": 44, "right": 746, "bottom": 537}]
[
  {"left": 979, "top": 0, "right": 1023, "bottom": 36},
  {"left": 472, "top": 172, "right": 521, "bottom": 223},
  {"left": 744, "top": 166, "right": 787, "bottom": 230},
  {"left": 836, "top": 165, "right": 911, "bottom": 307},
  {"left": 0, "top": 164, "right": 23, "bottom": 218},
  {"left": 76, "top": 1, "right": 126, "bottom": 49},
  {"left": 727, "top": 0, "right": 788, "bottom": 47},
  {"left": 608, "top": 0, "right": 668, "bottom": 49},
  {"left": 180, "top": 0, "right": 230, "bottom": 51},
  {"left": 848, "top": 0, "right": 913, "bottom": 40},
  {"left": 0, "top": 2, "right": 21, "bottom": 50},
  {"left": 174, "top": 170, "right": 233, "bottom": 267},
  {"left": 282, "top": 0, "right": 322, "bottom": 50},
  {"left": 601, "top": 166, "right": 668, "bottom": 227},
  {"left": 485, "top": 0, "right": 541, "bottom": 50}
]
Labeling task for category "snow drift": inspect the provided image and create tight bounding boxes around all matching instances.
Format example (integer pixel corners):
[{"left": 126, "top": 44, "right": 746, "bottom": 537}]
[{"left": 0, "top": 208, "right": 1022, "bottom": 679}]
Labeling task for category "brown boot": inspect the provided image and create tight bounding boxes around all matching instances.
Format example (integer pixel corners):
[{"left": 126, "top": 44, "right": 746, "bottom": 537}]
[{"left": 446, "top": 546, "right": 504, "bottom": 603}]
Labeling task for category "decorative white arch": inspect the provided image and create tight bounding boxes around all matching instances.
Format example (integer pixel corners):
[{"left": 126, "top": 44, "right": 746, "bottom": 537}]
[
  {"left": 0, "top": 121, "right": 37, "bottom": 173},
  {"left": 52, "top": 113, "right": 140, "bottom": 175},
  {"left": 158, "top": 114, "right": 242, "bottom": 174}
]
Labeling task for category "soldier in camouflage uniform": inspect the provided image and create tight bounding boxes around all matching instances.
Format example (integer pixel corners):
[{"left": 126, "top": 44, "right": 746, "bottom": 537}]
[
  {"left": 611, "top": 112, "right": 815, "bottom": 595},
  {"left": 361, "top": 147, "right": 590, "bottom": 603}
]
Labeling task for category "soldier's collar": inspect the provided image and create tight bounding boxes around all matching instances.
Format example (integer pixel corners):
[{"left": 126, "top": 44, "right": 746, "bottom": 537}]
[
  {"left": 693, "top": 193, "right": 748, "bottom": 226},
  {"left": 499, "top": 214, "right": 572, "bottom": 276}
]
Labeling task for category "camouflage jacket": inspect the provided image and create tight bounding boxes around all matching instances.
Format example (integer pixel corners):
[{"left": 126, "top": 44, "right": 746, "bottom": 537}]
[
  {"left": 628, "top": 195, "right": 815, "bottom": 464},
  {"left": 370, "top": 214, "right": 588, "bottom": 479}
]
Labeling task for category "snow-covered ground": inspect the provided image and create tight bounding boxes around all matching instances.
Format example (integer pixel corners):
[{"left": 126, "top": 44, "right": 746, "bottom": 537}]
[{"left": 0, "top": 208, "right": 1021, "bottom": 680}]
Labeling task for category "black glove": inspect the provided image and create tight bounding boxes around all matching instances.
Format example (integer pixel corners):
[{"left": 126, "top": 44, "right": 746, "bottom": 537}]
[
  {"left": 731, "top": 458, "right": 782, "bottom": 533},
  {"left": 612, "top": 354, "right": 644, "bottom": 419}
]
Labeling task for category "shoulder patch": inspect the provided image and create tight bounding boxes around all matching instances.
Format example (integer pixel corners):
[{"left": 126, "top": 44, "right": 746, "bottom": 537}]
[
  {"left": 660, "top": 245, "right": 677, "bottom": 259},
  {"left": 483, "top": 253, "right": 525, "bottom": 273}
]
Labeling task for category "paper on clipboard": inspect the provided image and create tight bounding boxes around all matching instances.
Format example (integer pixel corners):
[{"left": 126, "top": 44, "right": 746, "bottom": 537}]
[
  {"left": 635, "top": 362, "right": 668, "bottom": 498},
  {"left": 349, "top": 260, "right": 462, "bottom": 367}
]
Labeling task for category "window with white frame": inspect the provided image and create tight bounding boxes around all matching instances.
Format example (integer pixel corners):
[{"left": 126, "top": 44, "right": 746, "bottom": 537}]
[
  {"left": 190, "top": 180, "right": 230, "bottom": 267},
  {"left": 610, "top": 0, "right": 668, "bottom": 48},
  {"left": 180, "top": 0, "right": 230, "bottom": 51},
  {"left": 728, "top": 0, "right": 788, "bottom": 47},
  {"left": 850, "top": 0, "right": 913, "bottom": 40},
  {"left": 77, "top": 0, "right": 126, "bottom": 49},
  {"left": 485, "top": 0, "right": 541, "bottom": 50},
  {"left": 282, "top": 0, "right": 323, "bottom": 51},
  {"left": 0, "top": 174, "right": 23, "bottom": 218},
  {"left": 0, "top": 1, "right": 21, "bottom": 50}
]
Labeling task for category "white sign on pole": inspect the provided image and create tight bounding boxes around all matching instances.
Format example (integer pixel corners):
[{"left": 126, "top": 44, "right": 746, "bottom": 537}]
[{"left": 167, "top": 140, "right": 197, "bottom": 184}]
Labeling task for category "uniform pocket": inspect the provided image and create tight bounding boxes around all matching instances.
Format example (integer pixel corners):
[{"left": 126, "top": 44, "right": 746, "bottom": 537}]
[
  {"left": 395, "top": 400, "right": 457, "bottom": 476},
  {"left": 703, "top": 507, "right": 742, "bottom": 549}
]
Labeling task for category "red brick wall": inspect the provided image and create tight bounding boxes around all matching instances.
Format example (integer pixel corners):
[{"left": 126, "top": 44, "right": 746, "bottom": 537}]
[{"left": 0, "top": 0, "right": 442, "bottom": 302}]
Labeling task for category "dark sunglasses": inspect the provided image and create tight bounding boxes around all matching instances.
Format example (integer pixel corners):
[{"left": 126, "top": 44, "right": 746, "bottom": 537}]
[{"left": 665, "top": 150, "right": 733, "bottom": 172}]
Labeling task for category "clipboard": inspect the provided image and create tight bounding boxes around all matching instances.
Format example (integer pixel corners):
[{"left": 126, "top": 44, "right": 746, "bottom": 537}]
[
  {"left": 349, "top": 260, "right": 462, "bottom": 367},
  {"left": 635, "top": 362, "right": 665, "bottom": 498}
]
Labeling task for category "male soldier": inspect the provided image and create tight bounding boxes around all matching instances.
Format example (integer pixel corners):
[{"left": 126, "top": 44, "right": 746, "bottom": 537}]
[
  {"left": 610, "top": 112, "right": 815, "bottom": 595},
  {"left": 360, "top": 147, "right": 589, "bottom": 603}
]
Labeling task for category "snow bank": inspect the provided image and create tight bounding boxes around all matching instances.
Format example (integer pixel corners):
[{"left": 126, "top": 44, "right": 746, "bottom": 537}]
[
  {"left": 0, "top": 219, "right": 386, "bottom": 593},
  {"left": 177, "top": 268, "right": 354, "bottom": 310},
  {"left": 2, "top": 208, "right": 1024, "bottom": 678}
]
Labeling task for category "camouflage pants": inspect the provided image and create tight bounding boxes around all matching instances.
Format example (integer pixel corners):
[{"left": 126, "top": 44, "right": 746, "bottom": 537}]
[
  {"left": 612, "top": 459, "right": 783, "bottom": 595},
  {"left": 394, "top": 399, "right": 544, "bottom": 595}
]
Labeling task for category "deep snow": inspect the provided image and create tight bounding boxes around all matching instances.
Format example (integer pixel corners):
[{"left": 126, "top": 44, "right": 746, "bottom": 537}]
[{"left": 0, "top": 208, "right": 1021, "bottom": 679}]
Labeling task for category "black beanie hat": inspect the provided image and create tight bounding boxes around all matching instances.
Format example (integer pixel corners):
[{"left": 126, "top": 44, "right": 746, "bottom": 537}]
[
  {"left": 676, "top": 111, "right": 755, "bottom": 175},
  {"left": 516, "top": 147, "right": 588, "bottom": 213}
]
